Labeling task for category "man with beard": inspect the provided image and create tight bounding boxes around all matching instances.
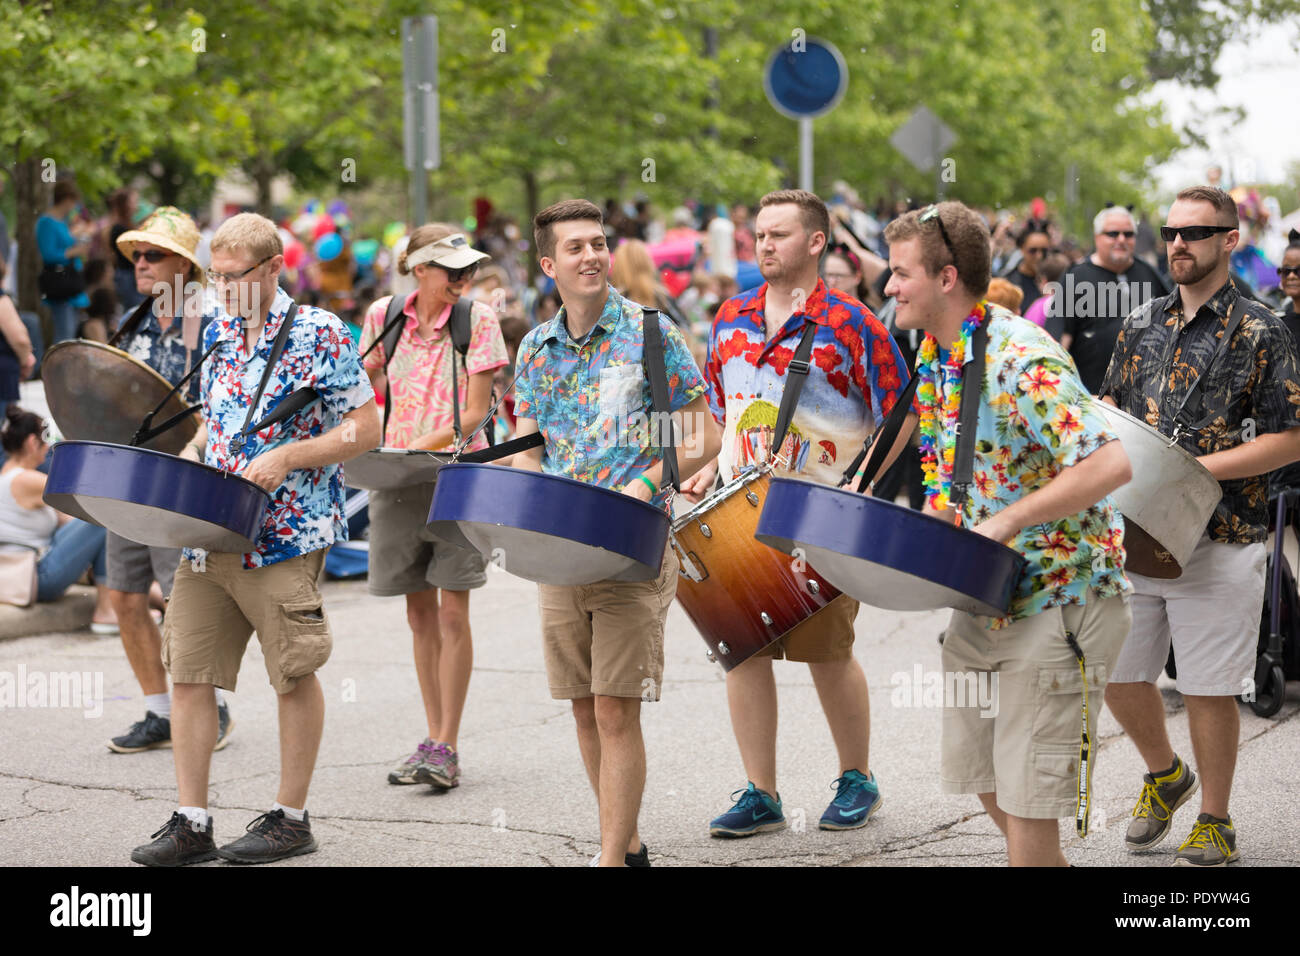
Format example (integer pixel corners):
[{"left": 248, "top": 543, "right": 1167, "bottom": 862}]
[
  {"left": 682, "top": 189, "right": 914, "bottom": 839},
  {"left": 1100, "top": 186, "right": 1300, "bottom": 866}
]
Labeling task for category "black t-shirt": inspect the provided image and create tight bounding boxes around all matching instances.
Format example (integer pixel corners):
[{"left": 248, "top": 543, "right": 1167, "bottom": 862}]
[
  {"left": 1001, "top": 265, "right": 1042, "bottom": 312},
  {"left": 1279, "top": 299, "right": 1300, "bottom": 355},
  {"left": 110, "top": 223, "right": 132, "bottom": 272},
  {"left": 1056, "top": 257, "right": 1169, "bottom": 392}
]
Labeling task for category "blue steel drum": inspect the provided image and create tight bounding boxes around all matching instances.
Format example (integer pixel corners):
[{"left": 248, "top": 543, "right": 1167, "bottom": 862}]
[
  {"left": 755, "top": 477, "right": 1027, "bottom": 617},
  {"left": 44, "top": 441, "right": 270, "bottom": 553},
  {"left": 427, "top": 463, "right": 669, "bottom": 585}
]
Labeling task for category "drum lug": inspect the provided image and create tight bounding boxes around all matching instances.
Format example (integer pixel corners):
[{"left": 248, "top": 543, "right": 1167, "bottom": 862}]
[
  {"left": 746, "top": 491, "right": 759, "bottom": 506},
  {"left": 761, "top": 612, "right": 773, "bottom": 626},
  {"left": 706, "top": 648, "right": 717, "bottom": 663},
  {"left": 700, "top": 522, "right": 711, "bottom": 538},
  {"left": 807, "top": 579, "right": 820, "bottom": 595},
  {"left": 718, "top": 642, "right": 730, "bottom": 656}
]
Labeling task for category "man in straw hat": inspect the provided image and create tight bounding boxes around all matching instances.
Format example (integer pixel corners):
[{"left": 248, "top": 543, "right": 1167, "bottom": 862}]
[{"left": 105, "top": 206, "right": 233, "bottom": 756}]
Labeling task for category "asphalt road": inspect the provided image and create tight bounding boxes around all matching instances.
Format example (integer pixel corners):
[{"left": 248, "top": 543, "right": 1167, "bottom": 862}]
[{"left": 1, "top": 566, "right": 1296, "bottom": 867}]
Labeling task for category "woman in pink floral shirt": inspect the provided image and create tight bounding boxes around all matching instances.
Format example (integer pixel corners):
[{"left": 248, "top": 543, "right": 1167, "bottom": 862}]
[{"left": 358, "top": 224, "right": 507, "bottom": 793}]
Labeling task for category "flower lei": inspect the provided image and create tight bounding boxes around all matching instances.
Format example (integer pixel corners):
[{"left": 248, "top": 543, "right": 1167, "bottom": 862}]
[{"left": 917, "top": 301, "right": 988, "bottom": 512}]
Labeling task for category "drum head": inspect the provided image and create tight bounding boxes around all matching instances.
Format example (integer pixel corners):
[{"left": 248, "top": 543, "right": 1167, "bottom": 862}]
[
  {"left": 41, "top": 340, "right": 198, "bottom": 454},
  {"left": 427, "top": 463, "right": 670, "bottom": 586},
  {"left": 345, "top": 448, "right": 452, "bottom": 491},
  {"left": 756, "top": 477, "right": 1026, "bottom": 617},
  {"left": 44, "top": 441, "right": 269, "bottom": 553}
]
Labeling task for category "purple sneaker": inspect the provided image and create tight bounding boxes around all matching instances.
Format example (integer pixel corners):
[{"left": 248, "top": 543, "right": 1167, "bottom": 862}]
[
  {"left": 388, "top": 738, "right": 436, "bottom": 785},
  {"left": 415, "top": 743, "right": 460, "bottom": 789}
]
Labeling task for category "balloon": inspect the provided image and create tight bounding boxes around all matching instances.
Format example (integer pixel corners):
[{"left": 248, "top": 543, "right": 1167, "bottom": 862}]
[
  {"left": 283, "top": 240, "right": 306, "bottom": 269},
  {"left": 383, "top": 221, "right": 407, "bottom": 248},
  {"left": 352, "top": 239, "right": 379, "bottom": 266},
  {"left": 291, "top": 213, "right": 315, "bottom": 239},
  {"left": 314, "top": 232, "right": 343, "bottom": 261},
  {"left": 304, "top": 199, "right": 322, "bottom": 215},
  {"left": 332, "top": 213, "right": 351, "bottom": 234},
  {"left": 1031, "top": 197, "right": 1047, "bottom": 221},
  {"left": 312, "top": 214, "right": 336, "bottom": 240},
  {"left": 327, "top": 199, "right": 348, "bottom": 216}
]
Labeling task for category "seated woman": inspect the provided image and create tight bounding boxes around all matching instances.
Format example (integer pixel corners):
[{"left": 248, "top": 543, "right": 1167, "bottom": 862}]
[{"left": 0, "top": 406, "right": 118, "bottom": 632}]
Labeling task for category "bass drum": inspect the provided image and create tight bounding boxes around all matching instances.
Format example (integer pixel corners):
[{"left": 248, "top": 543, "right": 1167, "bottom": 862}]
[
  {"left": 44, "top": 441, "right": 270, "bottom": 553},
  {"left": 671, "top": 468, "right": 840, "bottom": 671}
]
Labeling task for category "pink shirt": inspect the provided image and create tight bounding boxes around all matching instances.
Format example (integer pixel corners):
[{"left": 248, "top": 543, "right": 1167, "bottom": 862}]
[
  {"left": 359, "top": 292, "right": 507, "bottom": 450},
  {"left": 1023, "top": 293, "right": 1050, "bottom": 328}
]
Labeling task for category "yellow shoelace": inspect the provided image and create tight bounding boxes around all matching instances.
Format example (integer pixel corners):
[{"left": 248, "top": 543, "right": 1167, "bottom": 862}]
[
  {"left": 1132, "top": 781, "right": 1172, "bottom": 820},
  {"left": 1178, "top": 820, "right": 1232, "bottom": 855}
]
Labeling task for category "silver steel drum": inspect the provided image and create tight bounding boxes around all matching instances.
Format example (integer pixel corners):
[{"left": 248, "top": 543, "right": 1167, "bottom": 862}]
[
  {"left": 345, "top": 448, "right": 452, "bottom": 491},
  {"left": 1100, "top": 404, "right": 1222, "bottom": 578},
  {"left": 41, "top": 339, "right": 198, "bottom": 454}
]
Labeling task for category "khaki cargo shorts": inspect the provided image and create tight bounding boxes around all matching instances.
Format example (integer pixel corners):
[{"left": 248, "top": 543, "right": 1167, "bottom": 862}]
[
  {"left": 939, "top": 592, "right": 1131, "bottom": 819},
  {"left": 537, "top": 549, "right": 678, "bottom": 701},
  {"left": 161, "top": 550, "right": 332, "bottom": 694},
  {"left": 754, "top": 593, "right": 859, "bottom": 662}
]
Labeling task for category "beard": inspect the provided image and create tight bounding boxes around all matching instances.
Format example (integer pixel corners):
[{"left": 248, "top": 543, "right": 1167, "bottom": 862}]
[
  {"left": 758, "top": 257, "right": 786, "bottom": 282},
  {"left": 1169, "top": 254, "right": 1216, "bottom": 286}
]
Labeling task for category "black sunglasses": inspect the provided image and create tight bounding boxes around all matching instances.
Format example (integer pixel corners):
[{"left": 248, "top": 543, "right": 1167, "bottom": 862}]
[
  {"left": 1279, "top": 266, "right": 1300, "bottom": 278},
  {"left": 438, "top": 262, "right": 480, "bottom": 283},
  {"left": 919, "top": 205, "right": 957, "bottom": 266},
  {"left": 1100, "top": 230, "right": 1135, "bottom": 240},
  {"left": 131, "top": 249, "right": 172, "bottom": 264},
  {"left": 1160, "top": 225, "right": 1235, "bottom": 243}
]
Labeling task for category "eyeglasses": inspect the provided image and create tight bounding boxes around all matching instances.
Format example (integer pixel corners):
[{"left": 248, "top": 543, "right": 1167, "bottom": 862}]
[
  {"left": 1100, "top": 230, "right": 1135, "bottom": 240},
  {"left": 919, "top": 204, "right": 956, "bottom": 267},
  {"left": 1279, "top": 266, "right": 1300, "bottom": 278},
  {"left": 1159, "top": 225, "right": 1235, "bottom": 243},
  {"left": 131, "top": 249, "right": 172, "bottom": 264},
  {"left": 437, "top": 262, "right": 480, "bottom": 283},
  {"left": 208, "top": 255, "right": 273, "bottom": 284}
]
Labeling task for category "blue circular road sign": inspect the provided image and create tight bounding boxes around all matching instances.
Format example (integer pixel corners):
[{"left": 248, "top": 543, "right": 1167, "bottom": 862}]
[{"left": 763, "top": 38, "right": 849, "bottom": 120}]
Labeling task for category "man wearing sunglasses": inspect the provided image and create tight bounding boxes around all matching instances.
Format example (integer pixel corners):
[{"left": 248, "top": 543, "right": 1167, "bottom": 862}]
[
  {"left": 1058, "top": 207, "right": 1169, "bottom": 393},
  {"left": 1100, "top": 186, "right": 1300, "bottom": 866},
  {"left": 105, "top": 207, "right": 230, "bottom": 757}
]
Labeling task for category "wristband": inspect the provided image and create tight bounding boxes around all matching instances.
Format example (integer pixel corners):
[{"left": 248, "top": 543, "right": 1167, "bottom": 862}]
[{"left": 637, "top": 474, "right": 657, "bottom": 496}]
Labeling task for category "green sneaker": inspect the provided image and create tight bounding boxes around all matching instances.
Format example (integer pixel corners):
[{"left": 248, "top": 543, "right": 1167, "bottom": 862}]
[
  {"left": 1125, "top": 757, "right": 1199, "bottom": 852},
  {"left": 1173, "top": 814, "right": 1239, "bottom": 867}
]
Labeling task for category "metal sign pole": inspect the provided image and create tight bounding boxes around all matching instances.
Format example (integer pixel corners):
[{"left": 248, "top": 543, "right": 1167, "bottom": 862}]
[
  {"left": 799, "top": 117, "right": 813, "bottom": 193},
  {"left": 402, "top": 16, "right": 439, "bottom": 226}
]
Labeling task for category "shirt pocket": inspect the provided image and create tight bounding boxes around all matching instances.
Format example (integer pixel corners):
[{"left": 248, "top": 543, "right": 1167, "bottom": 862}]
[{"left": 598, "top": 362, "right": 646, "bottom": 420}]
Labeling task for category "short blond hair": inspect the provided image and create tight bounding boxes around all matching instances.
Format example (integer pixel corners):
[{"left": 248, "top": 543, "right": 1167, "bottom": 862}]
[{"left": 210, "top": 212, "right": 283, "bottom": 262}]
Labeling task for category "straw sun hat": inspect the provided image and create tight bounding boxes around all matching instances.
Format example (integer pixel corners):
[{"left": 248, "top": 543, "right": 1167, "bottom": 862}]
[{"left": 115, "top": 206, "right": 205, "bottom": 283}]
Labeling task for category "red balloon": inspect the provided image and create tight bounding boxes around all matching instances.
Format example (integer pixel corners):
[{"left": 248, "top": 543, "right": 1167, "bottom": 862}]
[
  {"left": 312, "top": 214, "right": 336, "bottom": 240},
  {"left": 1031, "top": 197, "right": 1047, "bottom": 221},
  {"left": 283, "top": 240, "right": 305, "bottom": 269}
]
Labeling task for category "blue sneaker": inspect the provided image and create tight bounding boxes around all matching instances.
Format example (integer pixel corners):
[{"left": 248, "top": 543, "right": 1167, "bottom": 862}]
[
  {"left": 819, "top": 769, "right": 882, "bottom": 830},
  {"left": 709, "top": 782, "right": 786, "bottom": 838}
]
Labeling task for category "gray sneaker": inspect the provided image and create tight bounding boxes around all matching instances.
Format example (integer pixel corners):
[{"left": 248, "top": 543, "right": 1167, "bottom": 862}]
[
  {"left": 1173, "top": 814, "right": 1239, "bottom": 867},
  {"left": 387, "top": 738, "right": 436, "bottom": 785},
  {"left": 415, "top": 743, "right": 460, "bottom": 789},
  {"left": 1125, "top": 757, "right": 1199, "bottom": 851}
]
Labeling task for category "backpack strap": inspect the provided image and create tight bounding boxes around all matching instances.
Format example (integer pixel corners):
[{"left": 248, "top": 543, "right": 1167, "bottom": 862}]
[
  {"left": 358, "top": 293, "right": 410, "bottom": 438},
  {"left": 642, "top": 307, "right": 679, "bottom": 492}
]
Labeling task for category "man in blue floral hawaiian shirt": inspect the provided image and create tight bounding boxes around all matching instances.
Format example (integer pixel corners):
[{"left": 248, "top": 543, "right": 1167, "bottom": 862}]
[
  {"left": 130, "top": 214, "right": 379, "bottom": 867},
  {"left": 514, "top": 199, "right": 720, "bottom": 867},
  {"left": 884, "top": 201, "right": 1133, "bottom": 867}
]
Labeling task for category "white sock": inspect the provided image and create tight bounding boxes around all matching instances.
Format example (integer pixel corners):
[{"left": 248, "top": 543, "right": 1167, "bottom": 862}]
[
  {"left": 213, "top": 687, "right": 225, "bottom": 706},
  {"left": 145, "top": 693, "right": 171, "bottom": 718},
  {"left": 177, "top": 806, "right": 210, "bottom": 829},
  {"left": 271, "top": 802, "right": 305, "bottom": 822}
]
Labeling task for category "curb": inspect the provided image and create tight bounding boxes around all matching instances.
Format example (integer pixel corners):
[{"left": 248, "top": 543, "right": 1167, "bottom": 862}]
[{"left": 0, "top": 585, "right": 96, "bottom": 642}]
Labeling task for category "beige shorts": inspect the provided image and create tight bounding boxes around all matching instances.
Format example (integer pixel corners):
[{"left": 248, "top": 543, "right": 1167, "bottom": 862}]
[
  {"left": 367, "top": 483, "right": 487, "bottom": 595},
  {"left": 162, "top": 550, "right": 332, "bottom": 694},
  {"left": 940, "top": 593, "right": 1131, "bottom": 819},
  {"left": 537, "top": 549, "right": 678, "bottom": 700},
  {"left": 1112, "top": 535, "right": 1266, "bottom": 696},
  {"left": 755, "top": 593, "right": 859, "bottom": 662}
]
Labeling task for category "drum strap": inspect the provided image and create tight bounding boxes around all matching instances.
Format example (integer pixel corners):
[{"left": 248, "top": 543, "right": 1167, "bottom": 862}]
[
  {"left": 129, "top": 335, "right": 224, "bottom": 447},
  {"left": 1164, "top": 296, "right": 1247, "bottom": 445},
  {"left": 230, "top": 302, "right": 300, "bottom": 455},
  {"left": 840, "top": 371, "right": 920, "bottom": 494},
  {"left": 1065, "top": 629, "right": 1094, "bottom": 837},
  {"left": 947, "top": 318, "right": 990, "bottom": 513},
  {"left": 107, "top": 297, "right": 155, "bottom": 349},
  {"left": 642, "top": 307, "right": 680, "bottom": 492},
  {"left": 771, "top": 322, "right": 819, "bottom": 469}
]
